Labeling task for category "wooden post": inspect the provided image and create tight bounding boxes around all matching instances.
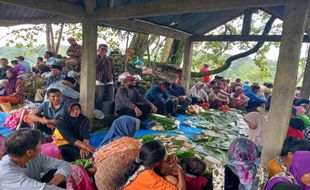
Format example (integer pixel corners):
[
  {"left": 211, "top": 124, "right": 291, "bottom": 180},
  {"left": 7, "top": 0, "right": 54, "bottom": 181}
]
[
  {"left": 182, "top": 38, "right": 194, "bottom": 93},
  {"left": 80, "top": 19, "right": 97, "bottom": 120},
  {"left": 242, "top": 9, "right": 253, "bottom": 35},
  {"left": 262, "top": 0, "right": 309, "bottom": 164},
  {"left": 301, "top": 46, "right": 310, "bottom": 99}
]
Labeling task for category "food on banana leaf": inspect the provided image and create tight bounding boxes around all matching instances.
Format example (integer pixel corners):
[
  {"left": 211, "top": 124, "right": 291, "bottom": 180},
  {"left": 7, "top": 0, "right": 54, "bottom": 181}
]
[
  {"left": 188, "top": 105, "right": 206, "bottom": 114},
  {"left": 151, "top": 113, "right": 179, "bottom": 130}
]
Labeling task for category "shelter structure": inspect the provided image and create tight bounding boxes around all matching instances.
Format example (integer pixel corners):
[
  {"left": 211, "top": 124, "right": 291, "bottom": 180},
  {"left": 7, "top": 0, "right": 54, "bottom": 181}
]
[{"left": 0, "top": 0, "right": 309, "bottom": 163}]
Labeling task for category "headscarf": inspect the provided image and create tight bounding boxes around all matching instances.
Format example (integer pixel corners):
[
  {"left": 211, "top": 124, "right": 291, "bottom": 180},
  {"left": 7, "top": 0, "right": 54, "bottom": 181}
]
[
  {"left": 97, "top": 116, "right": 139, "bottom": 148},
  {"left": 226, "top": 138, "right": 259, "bottom": 190},
  {"left": 4, "top": 68, "right": 18, "bottom": 96},
  {"left": 61, "top": 101, "right": 88, "bottom": 139},
  {"left": 195, "top": 82, "right": 205, "bottom": 90},
  {"left": 289, "top": 151, "right": 310, "bottom": 189}
]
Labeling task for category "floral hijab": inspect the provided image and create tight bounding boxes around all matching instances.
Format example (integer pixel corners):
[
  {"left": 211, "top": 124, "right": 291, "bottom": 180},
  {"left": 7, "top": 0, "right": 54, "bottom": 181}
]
[{"left": 226, "top": 138, "right": 260, "bottom": 190}]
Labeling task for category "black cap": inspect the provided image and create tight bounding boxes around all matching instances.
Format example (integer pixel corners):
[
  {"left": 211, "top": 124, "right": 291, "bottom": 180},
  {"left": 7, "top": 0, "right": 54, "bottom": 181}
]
[
  {"left": 64, "top": 76, "right": 76, "bottom": 84},
  {"left": 15, "top": 56, "right": 25, "bottom": 60},
  {"left": 51, "top": 64, "right": 63, "bottom": 71},
  {"left": 161, "top": 81, "right": 171, "bottom": 87},
  {"left": 10, "top": 60, "right": 18, "bottom": 64}
]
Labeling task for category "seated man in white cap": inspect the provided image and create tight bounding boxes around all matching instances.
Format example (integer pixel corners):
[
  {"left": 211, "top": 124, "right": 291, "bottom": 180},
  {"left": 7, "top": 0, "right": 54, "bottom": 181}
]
[{"left": 115, "top": 76, "right": 157, "bottom": 120}]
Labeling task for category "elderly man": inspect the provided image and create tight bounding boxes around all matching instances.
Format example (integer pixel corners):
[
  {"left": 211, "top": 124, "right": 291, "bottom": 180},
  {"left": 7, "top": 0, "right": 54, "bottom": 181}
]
[
  {"left": 115, "top": 76, "right": 157, "bottom": 120},
  {"left": 0, "top": 129, "right": 71, "bottom": 190},
  {"left": 66, "top": 37, "right": 81, "bottom": 72}
]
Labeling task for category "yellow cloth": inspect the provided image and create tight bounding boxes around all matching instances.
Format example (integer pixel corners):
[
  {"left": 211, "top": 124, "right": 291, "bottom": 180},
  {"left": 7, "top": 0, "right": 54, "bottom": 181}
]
[
  {"left": 52, "top": 128, "right": 69, "bottom": 147},
  {"left": 267, "top": 159, "right": 285, "bottom": 178},
  {"left": 123, "top": 169, "right": 178, "bottom": 190}
]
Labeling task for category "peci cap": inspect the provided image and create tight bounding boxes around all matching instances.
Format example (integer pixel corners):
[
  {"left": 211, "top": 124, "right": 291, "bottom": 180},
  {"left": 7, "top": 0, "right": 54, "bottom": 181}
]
[{"left": 51, "top": 64, "right": 63, "bottom": 71}]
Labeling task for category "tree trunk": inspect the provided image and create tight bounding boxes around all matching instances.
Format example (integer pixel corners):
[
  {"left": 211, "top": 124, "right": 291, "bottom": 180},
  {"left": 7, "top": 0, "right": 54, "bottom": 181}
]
[
  {"left": 129, "top": 33, "right": 149, "bottom": 58},
  {"left": 50, "top": 24, "right": 55, "bottom": 52},
  {"left": 168, "top": 39, "right": 185, "bottom": 67},
  {"left": 46, "top": 24, "right": 52, "bottom": 51},
  {"left": 161, "top": 38, "right": 174, "bottom": 63},
  {"left": 55, "top": 23, "right": 64, "bottom": 54}
]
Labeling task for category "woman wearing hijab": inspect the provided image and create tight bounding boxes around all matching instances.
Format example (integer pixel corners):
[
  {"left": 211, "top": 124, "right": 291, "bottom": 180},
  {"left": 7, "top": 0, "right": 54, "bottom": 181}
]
[
  {"left": 189, "top": 82, "right": 208, "bottom": 104},
  {"left": 244, "top": 107, "right": 268, "bottom": 152},
  {"left": 94, "top": 116, "right": 141, "bottom": 190},
  {"left": 212, "top": 138, "right": 268, "bottom": 190},
  {"left": 265, "top": 151, "right": 310, "bottom": 190},
  {"left": 53, "top": 102, "right": 95, "bottom": 162},
  {"left": 0, "top": 68, "right": 25, "bottom": 112}
]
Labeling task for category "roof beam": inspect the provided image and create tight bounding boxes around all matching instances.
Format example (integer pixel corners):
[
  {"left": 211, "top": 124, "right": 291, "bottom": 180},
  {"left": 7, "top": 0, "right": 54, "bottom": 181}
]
[
  {"left": 101, "top": 19, "right": 191, "bottom": 40},
  {"left": 0, "top": 0, "right": 87, "bottom": 18},
  {"left": 192, "top": 35, "right": 310, "bottom": 42},
  {"left": 92, "top": 0, "right": 286, "bottom": 20},
  {"left": 0, "top": 16, "right": 80, "bottom": 26},
  {"left": 84, "top": 0, "right": 96, "bottom": 15}
]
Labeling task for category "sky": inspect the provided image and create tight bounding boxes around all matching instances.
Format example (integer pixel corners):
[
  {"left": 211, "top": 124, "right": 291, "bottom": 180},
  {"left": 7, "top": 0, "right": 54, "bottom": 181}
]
[{"left": 0, "top": 24, "right": 308, "bottom": 61}]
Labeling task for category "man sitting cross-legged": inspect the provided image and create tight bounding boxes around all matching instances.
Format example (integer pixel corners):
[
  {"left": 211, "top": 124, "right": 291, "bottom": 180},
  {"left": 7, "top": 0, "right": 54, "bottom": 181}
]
[{"left": 115, "top": 75, "right": 157, "bottom": 120}]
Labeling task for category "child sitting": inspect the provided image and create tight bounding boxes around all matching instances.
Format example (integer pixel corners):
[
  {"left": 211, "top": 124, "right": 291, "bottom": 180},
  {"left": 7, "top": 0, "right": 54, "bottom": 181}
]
[{"left": 181, "top": 157, "right": 208, "bottom": 190}]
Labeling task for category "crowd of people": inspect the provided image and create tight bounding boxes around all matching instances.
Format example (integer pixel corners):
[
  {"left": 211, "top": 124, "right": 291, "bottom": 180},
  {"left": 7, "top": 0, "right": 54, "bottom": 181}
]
[{"left": 0, "top": 38, "right": 309, "bottom": 190}]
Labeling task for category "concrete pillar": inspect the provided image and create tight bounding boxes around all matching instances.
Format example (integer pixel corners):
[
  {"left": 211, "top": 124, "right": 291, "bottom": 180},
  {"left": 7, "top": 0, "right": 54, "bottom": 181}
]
[
  {"left": 262, "top": 0, "right": 309, "bottom": 164},
  {"left": 301, "top": 47, "right": 310, "bottom": 99},
  {"left": 182, "top": 39, "right": 194, "bottom": 93},
  {"left": 80, "top": 19, "right": 97, "bottom": 120}
]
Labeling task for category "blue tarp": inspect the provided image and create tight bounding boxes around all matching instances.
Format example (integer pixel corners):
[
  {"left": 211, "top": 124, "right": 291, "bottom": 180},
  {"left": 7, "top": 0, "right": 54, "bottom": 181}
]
[
  {"left": 0, "top": 111, "right": 203, "bottom": 147},
  {"left": 89, "top": 114, "right": 203, "bottom": 148}
]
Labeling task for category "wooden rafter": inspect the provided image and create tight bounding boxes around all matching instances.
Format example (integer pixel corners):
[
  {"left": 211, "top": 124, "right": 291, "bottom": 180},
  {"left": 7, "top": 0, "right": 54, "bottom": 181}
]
[
  {"left": 0, "top": 0, "right": 87, "bottom": 18},
  {"left": 192, "top": 35, "right": 310, "bottom": 42},
  {"left": 0, "top": 16, "right": 80, "bottom": 26},
  {"left": 92, "top": 0, "right": 285, "bottom": 20},
  {"left": 101, "top": 19, "right": 191, "bottom": 40}
]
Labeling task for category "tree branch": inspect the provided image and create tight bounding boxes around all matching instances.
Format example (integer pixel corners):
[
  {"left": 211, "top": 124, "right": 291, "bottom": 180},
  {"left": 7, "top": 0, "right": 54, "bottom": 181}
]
[{"left": 191, "top": 16, "right": 276, "bottom": 78}]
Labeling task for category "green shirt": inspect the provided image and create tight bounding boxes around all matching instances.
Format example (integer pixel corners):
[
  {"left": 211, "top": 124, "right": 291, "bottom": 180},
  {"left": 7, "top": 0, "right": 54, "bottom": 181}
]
[{"left": 297, "top": 114, "right": 310, "bottom": 128}]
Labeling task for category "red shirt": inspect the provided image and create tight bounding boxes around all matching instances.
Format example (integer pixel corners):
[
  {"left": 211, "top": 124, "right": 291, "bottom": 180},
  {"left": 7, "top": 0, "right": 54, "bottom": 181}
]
[
  {"left": 185, "top": 175, "right": 208, "bottom": 190},
  {"left": 287, "top": 127, "right": 305, "bottom": 139},
  {"left": 200, "top": 67, "right": 210, "bottom": 83}
]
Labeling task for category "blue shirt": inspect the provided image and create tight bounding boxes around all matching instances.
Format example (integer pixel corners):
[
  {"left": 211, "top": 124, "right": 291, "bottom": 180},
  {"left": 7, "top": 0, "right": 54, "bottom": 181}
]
[
  {"left": 145, "top": 85, "right": 170, "bottom": 103},
  {"left": 19, "top": 61, "right": 32, "bottom": 73},
  {"left": 46, "top": 57, "right": 58, "bottom": 65},
  {"left": 170, "top": 83, "right": 186, "bottom": 97},
  {"left": 244, "top": 91, "right": 267, "bottom": 104},
  {"left": 45, "top": 74, "right": 65, "bottom": 88},
  {"left": 36, "top": 101, "right": 64, "bottom": 119}
]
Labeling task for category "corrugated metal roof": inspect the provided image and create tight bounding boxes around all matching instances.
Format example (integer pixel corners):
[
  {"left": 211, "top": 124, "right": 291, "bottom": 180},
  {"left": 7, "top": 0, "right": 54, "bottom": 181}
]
[
  {"left": 0, "top": 3, "right": 55, "bottom": 20},
  {"left": 0, "top": 0, "right": 285, "bottom": 36}
]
